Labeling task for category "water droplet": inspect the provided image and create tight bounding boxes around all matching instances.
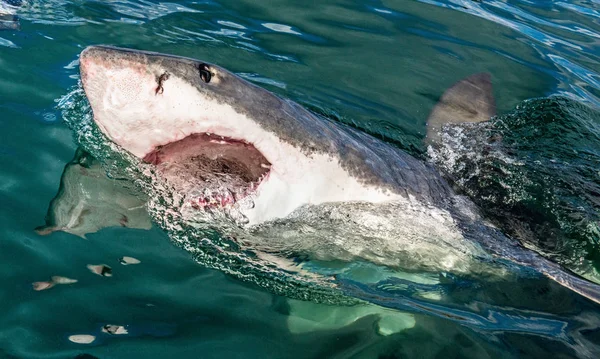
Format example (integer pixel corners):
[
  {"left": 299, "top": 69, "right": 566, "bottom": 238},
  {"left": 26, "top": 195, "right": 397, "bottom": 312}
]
[
  {"left": 51, "top": 276, "right": 78, "bottom": 284},
  {"left": 119, "top": 256, "right": 141, "bottom": 265},
  {"left": 102, "top": 324, "right": 128, "bottom": 335},
  {"left": 87, "top": 264, "right": 112, "bottom": 277},
  {"left": 68, "top": 334, "right": 96, "bottom": 344},
  {"left": 32, "top": 281, "right": 55, "bottom": 291}
]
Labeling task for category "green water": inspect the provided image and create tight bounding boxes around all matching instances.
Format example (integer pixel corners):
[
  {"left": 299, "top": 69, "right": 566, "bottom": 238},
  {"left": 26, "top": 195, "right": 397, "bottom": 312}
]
[{"left": 1, "top": 0, "right": 600, "bottom": 358}]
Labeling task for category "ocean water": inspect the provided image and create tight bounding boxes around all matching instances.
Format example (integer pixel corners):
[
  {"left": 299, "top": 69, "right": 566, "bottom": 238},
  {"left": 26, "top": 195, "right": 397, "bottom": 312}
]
[{"left": 1, "top": 0, "right": 600, "bottom": 358}]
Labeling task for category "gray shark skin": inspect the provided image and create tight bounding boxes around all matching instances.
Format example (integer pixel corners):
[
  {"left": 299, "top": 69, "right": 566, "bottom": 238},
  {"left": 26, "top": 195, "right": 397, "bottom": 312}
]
[{"left": 74, "top": 45, "right": 600, "bottom": 305}]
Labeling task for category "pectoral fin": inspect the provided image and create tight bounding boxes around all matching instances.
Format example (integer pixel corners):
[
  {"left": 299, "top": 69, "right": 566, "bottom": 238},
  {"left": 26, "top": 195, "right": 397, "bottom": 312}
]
[
  {"left": 492, "top": 237, "right": 600, "bottom": 305},
  {"left": 426, "top": 73, "right": 496, "bottom": 145},
  {"left": 534, "top": 256, "right": 600, "bottom": 305},
  {"left": 36, "top": 149, "right": 152, "bottom": 238}
]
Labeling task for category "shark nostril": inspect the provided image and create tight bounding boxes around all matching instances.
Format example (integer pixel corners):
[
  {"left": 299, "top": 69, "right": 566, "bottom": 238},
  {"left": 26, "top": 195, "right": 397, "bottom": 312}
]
[
  {"left": 199, "top": 65, "right": 212, "bottom": 84},
  {"left": 155, "top": 71, "right": 170, "bottom": 95}
]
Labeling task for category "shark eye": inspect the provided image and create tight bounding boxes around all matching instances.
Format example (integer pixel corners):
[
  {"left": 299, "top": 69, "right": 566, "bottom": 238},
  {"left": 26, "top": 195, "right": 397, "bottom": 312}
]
[{"left": 200, "top": 65, "right": 212, "bottom": 83}]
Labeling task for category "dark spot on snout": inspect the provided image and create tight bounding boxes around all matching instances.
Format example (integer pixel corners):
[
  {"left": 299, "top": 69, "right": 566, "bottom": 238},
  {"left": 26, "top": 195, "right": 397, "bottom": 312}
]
[
  {"left": 155, "top": 72, "right": 170, "bottom": 95},
  {"left": 199, "top": 65, "right": 212, "bottom": 83}
]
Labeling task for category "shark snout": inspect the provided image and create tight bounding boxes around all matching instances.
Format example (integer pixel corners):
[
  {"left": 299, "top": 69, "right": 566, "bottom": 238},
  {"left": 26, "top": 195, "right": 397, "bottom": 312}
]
[
  {"left": 79, "top": 46, "right": 119, "bottom": 98},
  {"left": 78, "top": 46, "right": 98, "bottom": 86},
  {"left": 80, "top": 45, "right": 155, "bottom": 88},
  {"left": 80, "top": 46, "right": 163, "bottom": 112},
  {"left": 79, "top": 45, "right": 119, "bottom": 79}
]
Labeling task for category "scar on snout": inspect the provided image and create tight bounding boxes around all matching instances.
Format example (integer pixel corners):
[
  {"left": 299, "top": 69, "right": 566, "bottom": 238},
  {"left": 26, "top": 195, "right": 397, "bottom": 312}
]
[{"left": 155, "top": 72, "right": 170, "bottom": 95}]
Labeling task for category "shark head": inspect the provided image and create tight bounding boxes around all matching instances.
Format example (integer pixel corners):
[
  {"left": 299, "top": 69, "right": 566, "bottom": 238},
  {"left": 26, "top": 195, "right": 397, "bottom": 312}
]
[{"left": 79, "top": 45, "right": 396, "bottom": 225}]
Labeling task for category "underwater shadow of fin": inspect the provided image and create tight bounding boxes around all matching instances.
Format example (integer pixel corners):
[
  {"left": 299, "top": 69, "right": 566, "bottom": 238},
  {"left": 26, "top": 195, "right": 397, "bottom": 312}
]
[
  {"left": 36, "top": 148, "right": 152, "bottom": 238},
  {"left": 426, "top": 73, "right": 496, "bottom": 145}
]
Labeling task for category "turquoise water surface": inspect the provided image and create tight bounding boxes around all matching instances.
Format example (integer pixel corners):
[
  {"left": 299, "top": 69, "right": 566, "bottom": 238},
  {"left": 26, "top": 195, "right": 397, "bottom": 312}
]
[{"left": 1, "top": 1, "right": 600, "bottom": 358}]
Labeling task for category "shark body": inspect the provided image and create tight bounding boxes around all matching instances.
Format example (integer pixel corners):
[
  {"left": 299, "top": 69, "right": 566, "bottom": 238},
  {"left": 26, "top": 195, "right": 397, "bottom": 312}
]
[{"left": 42, "top": 45, "right": 600, "bottom": 305}]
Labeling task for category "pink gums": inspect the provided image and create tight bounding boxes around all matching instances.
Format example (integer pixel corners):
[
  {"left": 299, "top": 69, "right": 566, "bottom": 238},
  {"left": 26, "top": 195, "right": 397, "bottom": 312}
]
[{"left": 142, "top": 133, "right": 271, "bottom": 211}]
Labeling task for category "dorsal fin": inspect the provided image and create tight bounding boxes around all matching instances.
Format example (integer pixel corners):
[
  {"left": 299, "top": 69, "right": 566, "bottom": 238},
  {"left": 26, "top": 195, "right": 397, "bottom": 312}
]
[{"left": 426, "top": 73, "right": 496, "bottom": 145}]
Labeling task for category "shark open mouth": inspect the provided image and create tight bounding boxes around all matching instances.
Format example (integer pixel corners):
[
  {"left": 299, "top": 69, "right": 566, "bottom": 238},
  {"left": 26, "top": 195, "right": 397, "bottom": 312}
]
[{"left": 142, "top": 133, "right": 271, "bottom": 209}]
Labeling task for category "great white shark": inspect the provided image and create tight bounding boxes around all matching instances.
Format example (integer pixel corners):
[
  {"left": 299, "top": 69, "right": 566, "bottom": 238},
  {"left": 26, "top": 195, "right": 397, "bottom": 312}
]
[{"left": 44, "top": 45, "right": 600, "bottom": 307}]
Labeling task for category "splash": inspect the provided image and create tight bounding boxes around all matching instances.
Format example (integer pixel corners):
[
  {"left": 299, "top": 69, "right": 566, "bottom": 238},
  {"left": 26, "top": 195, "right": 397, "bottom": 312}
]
[
  {"left": 57, "top": 84, "right": 355, "bottom": 305},
  {"left": 429, "top": 96, "right": 600, "bottom": 282},
  {"left": 56, "top": 84, "right": 489, "bottom": 306},
  {"left": 57, "top": 85, "right": 600, "bottom": 336}
]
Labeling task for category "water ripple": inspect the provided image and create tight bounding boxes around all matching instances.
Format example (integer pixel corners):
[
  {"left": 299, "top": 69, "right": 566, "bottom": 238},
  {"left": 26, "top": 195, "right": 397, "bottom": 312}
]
[
  {"left": 4, "top": 0, "right": 600, "bottom": 357},
  {"left": 105, "top": 0, "right": 201, "bottom": 20},
  {"left": 412, "top": 0, "right": 600, "bottom": 108},
  {"left": 0, "top": 36, "right": 16, "bottom": 48},
  {"left": 556, "top": 2, "right": 600, "bottom": 20},
  {"left": 262, "top": 22, "right": 302, "bottom": 35}
]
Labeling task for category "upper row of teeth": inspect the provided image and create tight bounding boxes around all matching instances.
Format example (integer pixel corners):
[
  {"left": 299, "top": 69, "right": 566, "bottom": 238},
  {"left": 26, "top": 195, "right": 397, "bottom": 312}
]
[
  {"left": 252, "top": 172, "right": 269, "bottom": 187},
  {"left": 205, "top": 133, "right": 272, "bottom": 171},
  {"left": 210, "top": 140, "right": 229, "bottom": 145},
  {"left": 206, "top": 133, "right": 224, "bottom": 138}
]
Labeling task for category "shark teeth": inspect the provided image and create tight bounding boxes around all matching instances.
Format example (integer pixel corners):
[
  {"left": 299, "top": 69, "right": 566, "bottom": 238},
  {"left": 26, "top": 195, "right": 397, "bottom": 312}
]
[
  {"left": 192, "top": 189, "right": 237, "bottom": 209},
  {"left": 189, "top": 169, "right": 270, "bottom": 211},
  {"left": 209, "top": 139, "right": 229, "bottom": 145}
]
